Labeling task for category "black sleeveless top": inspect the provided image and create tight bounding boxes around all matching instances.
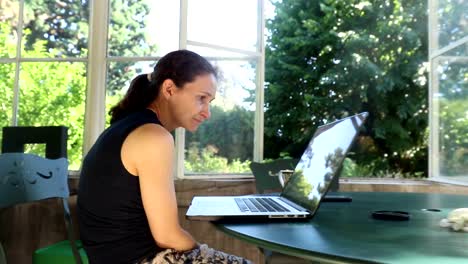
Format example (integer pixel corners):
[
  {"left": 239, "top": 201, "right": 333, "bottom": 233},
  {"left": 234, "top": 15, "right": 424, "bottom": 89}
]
[{"left": 77, "top": 109, "right": 162, "bottom": 264}]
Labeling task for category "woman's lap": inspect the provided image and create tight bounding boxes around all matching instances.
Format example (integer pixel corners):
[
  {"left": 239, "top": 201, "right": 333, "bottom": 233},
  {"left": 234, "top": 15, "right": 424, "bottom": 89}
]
[{"left": 139, "top": 244, "right": 252, "bottom": 264}]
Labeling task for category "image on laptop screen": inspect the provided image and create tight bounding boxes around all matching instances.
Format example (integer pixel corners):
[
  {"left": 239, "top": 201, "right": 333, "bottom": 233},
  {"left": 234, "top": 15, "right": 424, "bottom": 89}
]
[{"left": 281, "top": 113, "right": 367, "bottom": 212}]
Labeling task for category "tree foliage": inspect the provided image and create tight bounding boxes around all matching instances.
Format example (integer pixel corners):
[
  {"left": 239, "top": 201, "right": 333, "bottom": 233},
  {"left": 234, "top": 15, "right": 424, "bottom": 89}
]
[
  {"left": 106, "top": 0, "right": 157, "bottom": 94},
  {"left": 436, "top": 58, "right": 467, "bottom": 176},
  {"left": 0, "top": 23, "right": 86, "bottom": 168},
  {"left": 0, "top": 0, "right": 155, "bottom": 169},
  {"left": 1, "top": 2, "right": 253, "bottom": 171},
  {"left": 184, "top": 142, "right": 250, "bottom": 173},
  {"left": 437, "top": 0, "right": 468, "bottom": 48},
  {"left": 21, "top": 0, "right": 156, "bottom": 94},
  {"left": 265, "top": 0, "right": 429, "bottom": 176},
  {"left": 23, "top": 0, "right": 89, "bottom": 57},
  {"left": 439, "top": 99, "right": 468, "bottom": 176},
  {"left": 4, "top": 0, "right": 463, "bottom": 176},
  {"left": 186, "top": 105, "right": 254, "bottom": 163},
  {"left": 0, "top": 24, "right": 15, "bottom": 131}
]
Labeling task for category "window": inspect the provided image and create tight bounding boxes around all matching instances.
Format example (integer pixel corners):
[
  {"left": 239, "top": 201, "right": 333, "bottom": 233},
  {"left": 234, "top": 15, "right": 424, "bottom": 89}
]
[
  {"left": 429, "top": 0, "right": 468, "bottom": 184},
  {"left": 0, "top": 0, "right": 88, "bottom": 169},
  {"left": 183, "top": 0, "right": 263, "bottom": 176},
  {"left": 1, "top": 0, "right": 265, "bottom": 176},
  {"left": 264, "top": 0, "right": 429, "bottom": 178}
]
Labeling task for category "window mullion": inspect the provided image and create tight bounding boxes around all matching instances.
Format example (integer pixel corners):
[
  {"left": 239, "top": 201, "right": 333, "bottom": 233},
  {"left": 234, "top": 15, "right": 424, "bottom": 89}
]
[
  {"left": 83, "top": 0, "right": 110, "bottom": 156},
  {"left": 254, "top": 0, "right": 265, "bottom": 162},
  {"left": 12, "top": 0, "right": 26, "bottom": 126},
  {"left": 174, "top": 0, "right": 189, "bottom": 179}
]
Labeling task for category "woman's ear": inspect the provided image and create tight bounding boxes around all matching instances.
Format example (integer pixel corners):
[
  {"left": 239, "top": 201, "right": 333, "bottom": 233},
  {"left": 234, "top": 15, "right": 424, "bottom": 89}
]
[{"left": 161, "top": 79, "right": 175, "bottom": 98}]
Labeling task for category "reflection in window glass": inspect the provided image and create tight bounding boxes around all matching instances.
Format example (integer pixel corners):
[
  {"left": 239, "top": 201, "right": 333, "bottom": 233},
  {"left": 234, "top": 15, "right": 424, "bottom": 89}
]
[
  {"left": 0, "top": 0, "right": 19, "bottom": 58},
  {"left": 0, "top": 63, "right": 15, "bottom": 144},
  {"left": 435, "top": 50, "right": 468, "bottom": 179},
  {"left": 187, "top": 0, "right": 258, "bottom": 51},
  {"left": 22, "top": 0, "right": 89, "bottom": 58},
  {"left": 430, "top": 0, "right": 468, "bottom": 183},
  {"left": 437, "top": 0, "right": 468, "bottom": 48},
  {"left": 108, "top": 0, "right": 179, "bottom": 57},
  {"left": 17, "top": 62, "right": 87, "bottom": 170},
  {"left": 185, "top": 60, "right": 256, "bottom": 174}
]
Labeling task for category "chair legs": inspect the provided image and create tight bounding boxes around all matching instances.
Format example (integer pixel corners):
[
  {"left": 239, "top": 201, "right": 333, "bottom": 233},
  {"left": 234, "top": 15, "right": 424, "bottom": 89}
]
[
  {"left": 62, "top": 199, "right": 84, "bottom": 264},
  {"left": 32, "top": 199, "right": 88, "bottom": 264},
  {"left": 259, "top": 247, "right": 315, "bottom": 264},
  {"left": 0, "top": 242, "right": 6, "bottom": 264},
  {"left": 259, "top": 247, "right": 273, "bottom": 264}
]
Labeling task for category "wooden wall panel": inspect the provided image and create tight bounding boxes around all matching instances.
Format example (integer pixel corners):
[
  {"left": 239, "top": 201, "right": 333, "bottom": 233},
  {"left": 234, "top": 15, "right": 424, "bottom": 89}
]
[{"left": 0, "top": 199, "right": 68, "bottom": 264}]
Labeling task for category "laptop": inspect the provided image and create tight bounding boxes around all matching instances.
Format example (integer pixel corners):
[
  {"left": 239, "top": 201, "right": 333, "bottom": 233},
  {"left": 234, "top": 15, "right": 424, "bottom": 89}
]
[{"left": 186, "top": 112, "right": 368, "bottom": 221}]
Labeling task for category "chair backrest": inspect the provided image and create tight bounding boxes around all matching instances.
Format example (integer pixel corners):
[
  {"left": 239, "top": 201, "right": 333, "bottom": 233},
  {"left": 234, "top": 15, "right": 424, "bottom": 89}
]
[
  {"left": 0, "top": 153, "right": 69, "bottom": 208},
  {"left": 0, "top": 153, "right": 83, "bottom": 264},
  {"left": 2, "top": 126, "right": 68, "bottom": 159},
  {"left": 249, "top": 158, "right": 299, "bottom": 194}
]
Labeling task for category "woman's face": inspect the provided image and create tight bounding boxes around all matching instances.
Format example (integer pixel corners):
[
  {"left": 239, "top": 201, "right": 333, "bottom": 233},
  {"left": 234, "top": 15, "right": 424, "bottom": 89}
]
[{"left": 169, "top": 73, "right": 217, "bottom": 132}]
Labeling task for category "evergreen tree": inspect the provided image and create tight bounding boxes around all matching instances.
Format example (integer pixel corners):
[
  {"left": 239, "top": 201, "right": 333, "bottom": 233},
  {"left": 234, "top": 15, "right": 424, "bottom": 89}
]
[{"left": 265, "top": 0, "right": 429, "bottom": 176}]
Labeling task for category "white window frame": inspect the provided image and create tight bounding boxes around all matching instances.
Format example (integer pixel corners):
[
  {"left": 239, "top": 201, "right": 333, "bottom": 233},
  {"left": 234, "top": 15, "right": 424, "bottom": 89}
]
[
  {"left": 1, "top": 0, "right": 88, "bottom": 126},
  {"left": 2, "top": 0, "right": 265, "bottom": 178},
  {"left": 84, "top": 0, "right": 265, "bottom": 179},
  {"left": 428, "top": 0, "right": 468, "bottom": 185}
]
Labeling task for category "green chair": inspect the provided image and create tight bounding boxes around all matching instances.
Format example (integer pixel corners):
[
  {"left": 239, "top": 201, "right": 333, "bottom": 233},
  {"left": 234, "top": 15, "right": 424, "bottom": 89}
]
[
  {"left": 0, "top": 153, "right": 86, "bottom": 264},
  {"left": 249, "top": 158, "right": 299, "bottom": 194}
]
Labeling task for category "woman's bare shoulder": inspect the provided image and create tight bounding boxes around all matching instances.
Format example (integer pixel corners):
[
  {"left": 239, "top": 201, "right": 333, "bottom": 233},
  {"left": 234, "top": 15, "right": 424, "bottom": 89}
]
[
  {"left": 121, "top": 123, "right": 174, "bottom": 175},
  {"left": 129, "top": 123, "right": 174, "bottom": 141},
  {"left": 130, "top": 123, "right": 173, "bottom": 145}
]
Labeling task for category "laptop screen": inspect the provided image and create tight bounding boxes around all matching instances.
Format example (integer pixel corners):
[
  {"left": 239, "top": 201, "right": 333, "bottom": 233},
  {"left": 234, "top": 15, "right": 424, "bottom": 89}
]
[{"left": 281, "top": 112, "right": 368, "bottom": 212}]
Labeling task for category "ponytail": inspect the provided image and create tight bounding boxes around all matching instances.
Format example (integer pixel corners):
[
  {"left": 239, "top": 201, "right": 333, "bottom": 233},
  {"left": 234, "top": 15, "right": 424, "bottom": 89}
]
[{"left": 108, "top": 73, "right": 159, "bottom": 124}]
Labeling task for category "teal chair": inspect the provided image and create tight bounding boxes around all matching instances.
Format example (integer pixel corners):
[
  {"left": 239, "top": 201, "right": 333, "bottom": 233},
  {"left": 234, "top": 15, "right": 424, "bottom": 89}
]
[{"left": 0, "top": 153, "right": 87, "bottom": 264}]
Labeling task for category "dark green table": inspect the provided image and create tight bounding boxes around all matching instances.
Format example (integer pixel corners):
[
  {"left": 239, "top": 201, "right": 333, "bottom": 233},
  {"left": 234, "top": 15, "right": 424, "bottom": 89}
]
[{"left": 216, "top": 192, "right": 468, "bottom": 263}]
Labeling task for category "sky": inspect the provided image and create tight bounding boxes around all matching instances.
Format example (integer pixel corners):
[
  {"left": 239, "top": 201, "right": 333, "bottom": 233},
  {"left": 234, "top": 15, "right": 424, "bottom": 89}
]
[{"left": 147, "top": 0, "right": 274, "bottom": 55}]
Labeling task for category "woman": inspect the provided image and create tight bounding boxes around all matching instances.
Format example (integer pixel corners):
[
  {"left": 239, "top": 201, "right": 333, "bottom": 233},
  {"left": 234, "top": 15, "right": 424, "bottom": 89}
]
[{"left": 77, "top": 50, "right": 251, "bottom": 264}]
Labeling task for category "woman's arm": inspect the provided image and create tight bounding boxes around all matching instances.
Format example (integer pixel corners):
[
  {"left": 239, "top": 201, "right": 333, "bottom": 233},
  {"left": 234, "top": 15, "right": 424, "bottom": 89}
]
[{"left": 122, "top": 123, "right": 197, "bottom": 251}]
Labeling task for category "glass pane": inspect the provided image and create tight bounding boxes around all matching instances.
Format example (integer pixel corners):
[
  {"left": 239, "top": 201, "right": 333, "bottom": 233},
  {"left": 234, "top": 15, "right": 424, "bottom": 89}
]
[
  {"left": 105, "top": 60, "right": 156, "bottom": 125},
  {"left": 266, "top": 0, "right": 430, "bottom": 178},
  {"left": 187, "top": 0, "right": 258, "bottom": 51},
  {"left": 0, "top": 63, "right": 15, "bottom": 143},
  {"left": 22, "top": 0, "right": 89, "bottom": 58},
  {"left": 442, "top": 41, "right": 468, "bottom": 57},
  {"left": 108, "top": 0, "right": 179, "bottom": 57},
  {"left": 185, "top": 59, "right": 257, "bottom": 174},
  {"left": 17, "top": 62, "right": 87, "bottom": 170},
  {"left": 0, "top": 0, "right": 19, "bottom": 58},
  {"left": 434, "top": 45, "right": 468, "bottom": 179},
  {"left": 437, "top": 0, "right": 468, "bottom": 48}
]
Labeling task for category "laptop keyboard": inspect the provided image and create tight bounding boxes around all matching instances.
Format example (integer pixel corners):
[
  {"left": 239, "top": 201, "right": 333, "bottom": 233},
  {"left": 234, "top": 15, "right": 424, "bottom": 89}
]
[{"left": 234, "top": 197, "right": 290, "bottom": 212}]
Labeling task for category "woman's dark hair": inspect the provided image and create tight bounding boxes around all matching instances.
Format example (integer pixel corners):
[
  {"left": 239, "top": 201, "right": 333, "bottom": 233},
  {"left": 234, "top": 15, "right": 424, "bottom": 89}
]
[{"left": 109, "top": 49, "right": 217, "bottom": 124}]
